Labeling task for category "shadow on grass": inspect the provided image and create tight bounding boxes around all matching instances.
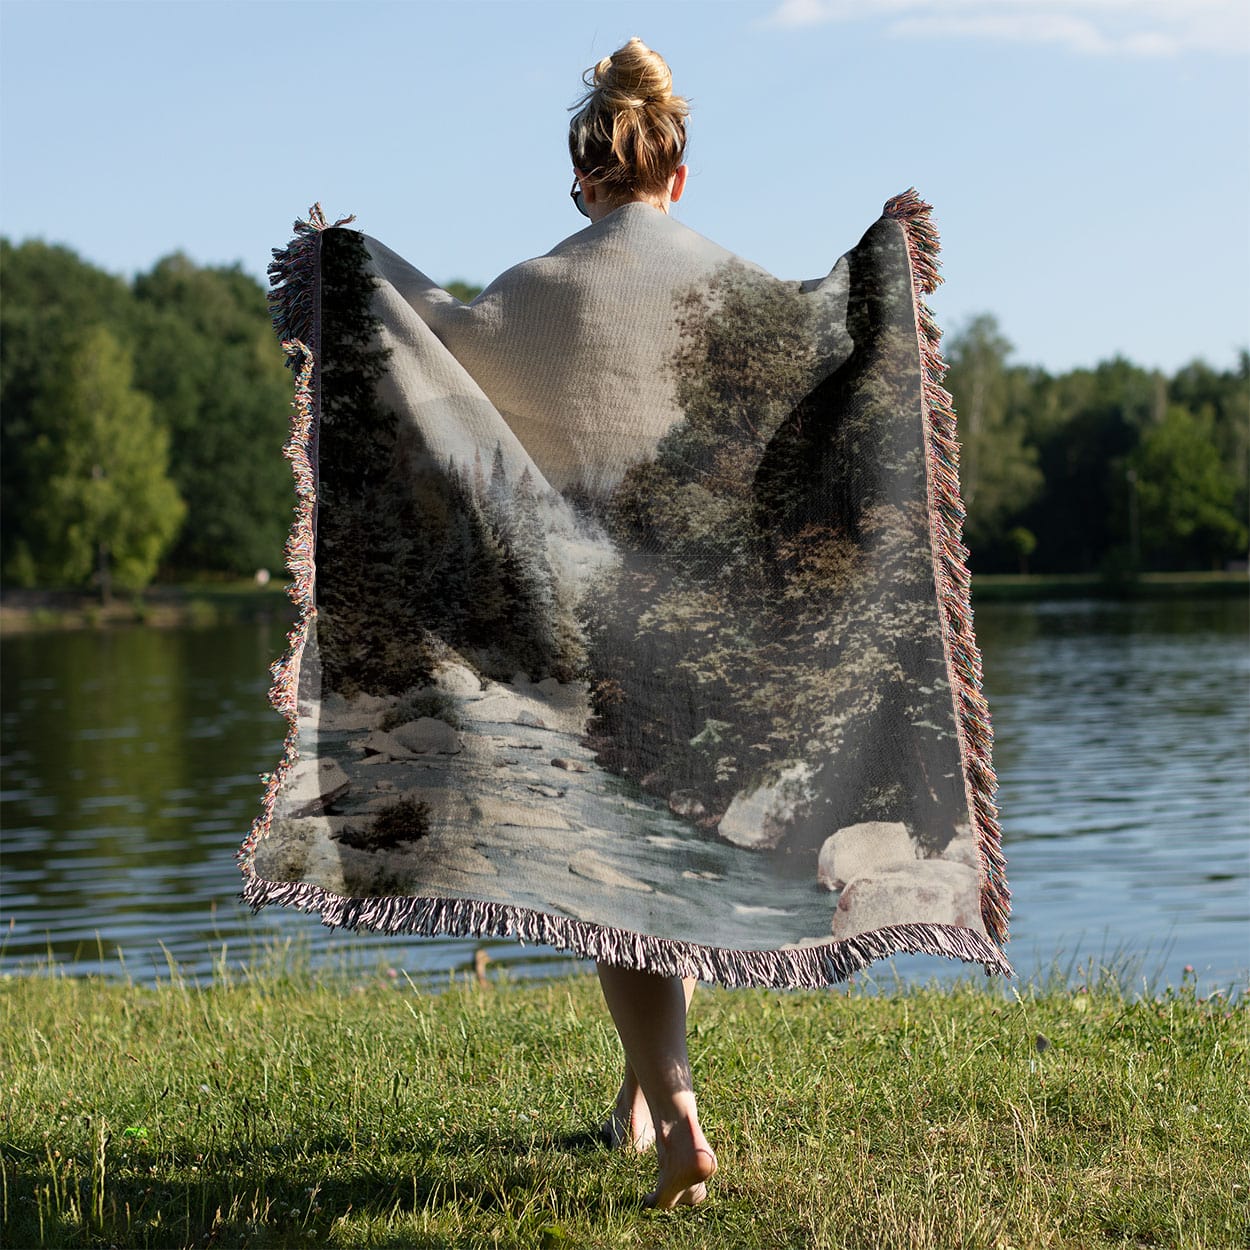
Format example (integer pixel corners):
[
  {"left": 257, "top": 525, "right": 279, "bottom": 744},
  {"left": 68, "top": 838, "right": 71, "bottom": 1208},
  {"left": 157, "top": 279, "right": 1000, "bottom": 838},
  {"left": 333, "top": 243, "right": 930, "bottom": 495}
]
[{"left": 5, "top": 1127, "right": 644, "bottom": 1250}]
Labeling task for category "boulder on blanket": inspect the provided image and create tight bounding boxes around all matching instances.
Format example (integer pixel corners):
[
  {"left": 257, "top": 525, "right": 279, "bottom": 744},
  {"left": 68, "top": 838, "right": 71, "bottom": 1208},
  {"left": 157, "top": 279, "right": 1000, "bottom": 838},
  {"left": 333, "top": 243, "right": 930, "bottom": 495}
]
[
  {"left": 817, "top": 820, "right": 916, "bottom": 891},
  {"left": 831, "top": 860, "right": 985, "bottom": 939}
]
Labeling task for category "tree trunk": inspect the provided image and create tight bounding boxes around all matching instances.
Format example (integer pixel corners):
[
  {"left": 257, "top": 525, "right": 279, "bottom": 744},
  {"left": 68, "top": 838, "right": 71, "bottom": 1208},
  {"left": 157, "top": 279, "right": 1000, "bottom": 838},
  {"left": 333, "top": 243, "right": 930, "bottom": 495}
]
[{"left": 97, "top": 541, "right": 112, "bottom": 607}]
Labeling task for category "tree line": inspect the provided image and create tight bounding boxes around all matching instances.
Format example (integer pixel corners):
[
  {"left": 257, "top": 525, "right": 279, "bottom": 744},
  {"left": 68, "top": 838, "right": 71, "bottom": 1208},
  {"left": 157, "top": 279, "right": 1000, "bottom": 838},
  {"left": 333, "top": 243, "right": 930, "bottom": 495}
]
[
  {"left": 944, "top": 315, "right": 1247, "bottom": 575},
  {"left": 1, "top": 239, "right": 294, "bottom": 598},
  {"left": 1, "top": 237, "right": 1245, "bottom": 600}
]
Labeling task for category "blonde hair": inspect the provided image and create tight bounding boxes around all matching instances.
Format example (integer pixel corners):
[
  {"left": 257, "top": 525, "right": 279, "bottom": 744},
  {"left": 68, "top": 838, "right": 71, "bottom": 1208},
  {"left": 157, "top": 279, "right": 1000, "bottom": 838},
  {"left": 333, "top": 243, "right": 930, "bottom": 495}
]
[{"left": 568, "top": 37, "right": 689, "bottom": 199}]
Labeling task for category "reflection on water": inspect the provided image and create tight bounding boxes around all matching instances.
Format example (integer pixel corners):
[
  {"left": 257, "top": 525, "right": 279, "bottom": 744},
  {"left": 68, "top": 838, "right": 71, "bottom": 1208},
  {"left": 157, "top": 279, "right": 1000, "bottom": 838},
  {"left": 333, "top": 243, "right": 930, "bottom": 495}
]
[{"left": 2, "top": 596, "right": 1246, "bottom": 993}]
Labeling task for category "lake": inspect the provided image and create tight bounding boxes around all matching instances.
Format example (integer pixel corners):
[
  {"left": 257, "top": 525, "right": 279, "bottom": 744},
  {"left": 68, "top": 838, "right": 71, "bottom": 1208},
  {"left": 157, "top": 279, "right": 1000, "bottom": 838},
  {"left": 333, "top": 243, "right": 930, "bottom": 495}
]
[{"left": 2, "top": 595, "right": 1246, "bottom": 996}]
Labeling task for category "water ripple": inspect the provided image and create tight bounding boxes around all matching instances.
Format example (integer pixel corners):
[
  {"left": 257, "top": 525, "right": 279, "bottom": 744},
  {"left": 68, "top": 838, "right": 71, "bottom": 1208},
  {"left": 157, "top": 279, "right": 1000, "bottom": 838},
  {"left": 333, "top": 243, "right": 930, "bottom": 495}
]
[{"left": 1, "top": 598, "right": 1246, "bottom": 993}]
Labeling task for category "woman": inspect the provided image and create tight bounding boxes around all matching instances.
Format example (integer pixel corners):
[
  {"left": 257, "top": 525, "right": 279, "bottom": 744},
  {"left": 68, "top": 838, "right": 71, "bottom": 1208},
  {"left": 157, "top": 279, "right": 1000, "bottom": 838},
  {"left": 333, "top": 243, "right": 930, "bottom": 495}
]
[
  {"left": 407, "top": 35, "right": 722, "bottom": 1208},
  {"left": 248, "top": 31, "right": 1012, "bottom": 1218},
  {"left": 564, "top": 37, "right": 718, "bottom": 1211}
]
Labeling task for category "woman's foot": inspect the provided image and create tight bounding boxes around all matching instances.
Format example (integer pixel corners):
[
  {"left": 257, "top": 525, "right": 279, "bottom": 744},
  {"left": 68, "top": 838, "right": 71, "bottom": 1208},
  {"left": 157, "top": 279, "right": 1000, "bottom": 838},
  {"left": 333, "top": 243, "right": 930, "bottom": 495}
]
[
  {"left": 643, "top": 1117, "right": 717, "bottom": 1209},
  {"left": 600, "top": 1078, "right": 655, "bottom": 1151}
]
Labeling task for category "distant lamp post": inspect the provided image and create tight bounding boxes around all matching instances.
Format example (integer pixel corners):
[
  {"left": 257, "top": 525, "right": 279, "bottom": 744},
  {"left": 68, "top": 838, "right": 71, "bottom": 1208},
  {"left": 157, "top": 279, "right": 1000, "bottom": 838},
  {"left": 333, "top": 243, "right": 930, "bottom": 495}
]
[{"left": 1125, "top": 467, "right": 1140, "bottom": 569}]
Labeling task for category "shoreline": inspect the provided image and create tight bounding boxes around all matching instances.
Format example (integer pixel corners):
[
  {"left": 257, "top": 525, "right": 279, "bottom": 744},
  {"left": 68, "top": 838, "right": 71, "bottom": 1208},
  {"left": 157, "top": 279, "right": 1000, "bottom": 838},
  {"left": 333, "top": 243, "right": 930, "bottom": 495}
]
[
  {"left": 1, "top": 570, "right": 1246, "bottom": 635},
  {"left": 2, "top": 945, "right": 1245, "bottom": 1001},
  {"left": 0, "top": 581, "right": 293, "bottom": 634}
]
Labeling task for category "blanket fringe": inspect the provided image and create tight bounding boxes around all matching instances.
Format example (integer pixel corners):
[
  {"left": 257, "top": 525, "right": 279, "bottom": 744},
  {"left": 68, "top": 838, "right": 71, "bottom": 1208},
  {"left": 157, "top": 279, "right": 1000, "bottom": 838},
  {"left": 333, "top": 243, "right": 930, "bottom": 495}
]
[
  {"left": 238, "top": 198, "right": 1014, "bottom": 989},
  {"left": 884, "top": 188, "right": 1011, "bottom": 947},
  {"left": 265, "top": 203, "right": 355, "bottom": 354},
  {"left": 236, "top": 204, "right": 349, "bottom": 878},
  {"left": 240, "top": 871, "right": 1013, "bottom": 988}
]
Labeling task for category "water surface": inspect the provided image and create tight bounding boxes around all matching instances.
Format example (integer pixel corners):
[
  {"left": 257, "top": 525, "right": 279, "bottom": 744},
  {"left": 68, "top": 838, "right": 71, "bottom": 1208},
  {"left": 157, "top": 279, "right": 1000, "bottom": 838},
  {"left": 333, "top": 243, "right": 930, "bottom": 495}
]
[{"left": 2, "top": 596, "right": 1246, "bottom": 994}]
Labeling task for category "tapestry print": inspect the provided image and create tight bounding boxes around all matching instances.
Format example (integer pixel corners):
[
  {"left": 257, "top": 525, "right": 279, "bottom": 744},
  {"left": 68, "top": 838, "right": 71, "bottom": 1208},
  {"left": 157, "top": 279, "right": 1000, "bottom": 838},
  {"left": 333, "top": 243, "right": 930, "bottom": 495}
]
[{"left": 239, "top": 193, "right": 1012, "bottom": 987}]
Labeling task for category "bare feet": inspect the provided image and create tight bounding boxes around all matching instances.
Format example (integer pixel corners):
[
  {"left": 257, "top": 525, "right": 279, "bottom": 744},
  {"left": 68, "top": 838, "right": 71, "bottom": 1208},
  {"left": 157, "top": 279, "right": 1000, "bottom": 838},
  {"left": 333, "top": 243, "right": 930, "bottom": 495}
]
[
  {"left": 601, "top": 1079, "right": 655, "bottom": 1151},
  {"left": 643, "top": 1117, "right": 717, "bottom": 1209}
]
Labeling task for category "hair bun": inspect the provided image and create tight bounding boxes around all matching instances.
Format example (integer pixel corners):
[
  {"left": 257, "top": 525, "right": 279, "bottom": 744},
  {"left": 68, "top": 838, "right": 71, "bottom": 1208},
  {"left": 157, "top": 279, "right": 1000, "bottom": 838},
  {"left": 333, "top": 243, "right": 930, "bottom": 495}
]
[
  {"left": 569, "top": 37, "right": 688, "bottom": 198},
  {"left": 594, "top": 36, "right": 675, "bottom": 110}
]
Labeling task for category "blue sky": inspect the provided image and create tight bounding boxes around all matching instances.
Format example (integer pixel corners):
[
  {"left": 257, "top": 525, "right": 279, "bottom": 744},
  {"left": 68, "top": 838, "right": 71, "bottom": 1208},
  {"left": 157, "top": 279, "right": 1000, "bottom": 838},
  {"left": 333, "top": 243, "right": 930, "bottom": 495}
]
[{"left": 2, "top": 0, "right": 1246, "bottom": 375}]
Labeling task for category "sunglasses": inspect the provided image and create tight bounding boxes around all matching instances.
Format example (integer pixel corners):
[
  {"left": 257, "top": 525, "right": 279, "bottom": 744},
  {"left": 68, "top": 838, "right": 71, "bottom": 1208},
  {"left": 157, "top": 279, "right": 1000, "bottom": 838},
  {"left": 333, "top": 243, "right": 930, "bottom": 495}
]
[{"left": 570, "top": 176, "right": 589, "bottom": 218}]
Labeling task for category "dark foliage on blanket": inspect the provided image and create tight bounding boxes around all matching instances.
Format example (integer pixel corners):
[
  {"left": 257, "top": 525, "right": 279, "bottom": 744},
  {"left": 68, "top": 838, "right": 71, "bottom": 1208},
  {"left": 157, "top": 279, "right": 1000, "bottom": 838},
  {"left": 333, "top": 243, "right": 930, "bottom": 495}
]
[
  {"left": 313, "top": 229, "right": 579, "bottom": 698},
  {"left": 579, "top": 220, "right": 963, "bottom": 862}
]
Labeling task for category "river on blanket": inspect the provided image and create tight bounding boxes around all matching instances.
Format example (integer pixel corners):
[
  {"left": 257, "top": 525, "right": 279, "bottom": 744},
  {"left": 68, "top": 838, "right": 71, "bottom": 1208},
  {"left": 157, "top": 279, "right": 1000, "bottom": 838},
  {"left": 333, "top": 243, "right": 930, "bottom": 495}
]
[{"left": 1, "top": 594, "right": 1246, "bottom": 996}]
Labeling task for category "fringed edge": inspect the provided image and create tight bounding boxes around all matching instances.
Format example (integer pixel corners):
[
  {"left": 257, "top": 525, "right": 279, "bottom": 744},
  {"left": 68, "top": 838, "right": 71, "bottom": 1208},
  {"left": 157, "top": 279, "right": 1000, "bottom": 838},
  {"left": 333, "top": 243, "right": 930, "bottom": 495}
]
[
  {"left": 237, "top": 204, "right": 350, "bottom": 881},
  {"left": 883, "top": 187, "right": 1012, "bottom": 948},
  {"left": 240, "top": 872, "right": 1014, "bottom": 988},
  {"left": 238, "top": 198, "right": 1014, "bottom": 990},
  {"left": 265, "top": 203, "right": 355, "bottom": 358}
]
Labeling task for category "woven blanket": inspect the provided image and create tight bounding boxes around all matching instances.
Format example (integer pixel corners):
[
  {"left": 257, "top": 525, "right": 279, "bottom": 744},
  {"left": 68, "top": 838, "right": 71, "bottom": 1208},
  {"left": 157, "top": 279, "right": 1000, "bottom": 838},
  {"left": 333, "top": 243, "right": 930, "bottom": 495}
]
[{"left": 238, "top": 191, "right": 1012, "bottom": 987}]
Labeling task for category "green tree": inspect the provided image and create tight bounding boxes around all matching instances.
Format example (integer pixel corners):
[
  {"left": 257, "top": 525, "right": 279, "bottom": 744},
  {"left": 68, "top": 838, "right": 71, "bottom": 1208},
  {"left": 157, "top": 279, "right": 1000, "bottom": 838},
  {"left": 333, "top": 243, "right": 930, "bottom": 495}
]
[
  {"left": 2, "top": 239, "right": 293, "bottom": 584},
  {"left": 0, "top": 239, "right": 137, "bottom": 583},
  {"left": 1128, "top": 405, "right": 1247, "bottom": 570},
  {"left": 942, "top": 315, "right": 1043, "bottom": 560},
  {"left": 25, "top": 326, "right": 186, "bottom": 600},
  {"left": 1006, "top": 526, "right": 1037, "bottom": 574},
  {"left": 1169, "top": 353, "right": 1250, "bottom": 545},
  {"left": 1018, "top": 356, "right": 1161, "bottom": 572},
  {"left": 131, "top": 254, "right": 294, "bottom": 575},
  {"left": 444, "top": 280, "right": 483, "bottom": 304}
]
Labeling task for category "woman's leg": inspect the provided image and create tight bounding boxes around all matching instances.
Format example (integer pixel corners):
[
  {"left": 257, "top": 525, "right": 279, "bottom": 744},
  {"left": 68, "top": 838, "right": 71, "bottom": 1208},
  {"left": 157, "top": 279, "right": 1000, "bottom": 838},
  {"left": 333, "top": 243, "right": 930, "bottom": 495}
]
[
  {"left": 602, "top": 976, "right": 697, "bottom": 1151},
  {"left": 595, "top": 962, "right": 717, "bottom": 1208}
]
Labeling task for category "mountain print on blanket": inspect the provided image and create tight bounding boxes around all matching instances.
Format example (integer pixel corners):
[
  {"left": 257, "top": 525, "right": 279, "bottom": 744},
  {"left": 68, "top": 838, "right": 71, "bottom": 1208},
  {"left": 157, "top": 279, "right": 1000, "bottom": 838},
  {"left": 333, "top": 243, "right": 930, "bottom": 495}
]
[{"left": 243, "top": 197, "right": 1011, "bottom": 987}]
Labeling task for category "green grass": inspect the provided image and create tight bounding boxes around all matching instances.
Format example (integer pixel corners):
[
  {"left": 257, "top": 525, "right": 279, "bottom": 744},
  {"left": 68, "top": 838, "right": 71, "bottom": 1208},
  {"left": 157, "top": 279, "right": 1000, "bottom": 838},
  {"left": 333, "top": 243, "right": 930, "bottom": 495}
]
[{"left": 1, "top": 952, "right": 1246, "bottom": 1249}]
